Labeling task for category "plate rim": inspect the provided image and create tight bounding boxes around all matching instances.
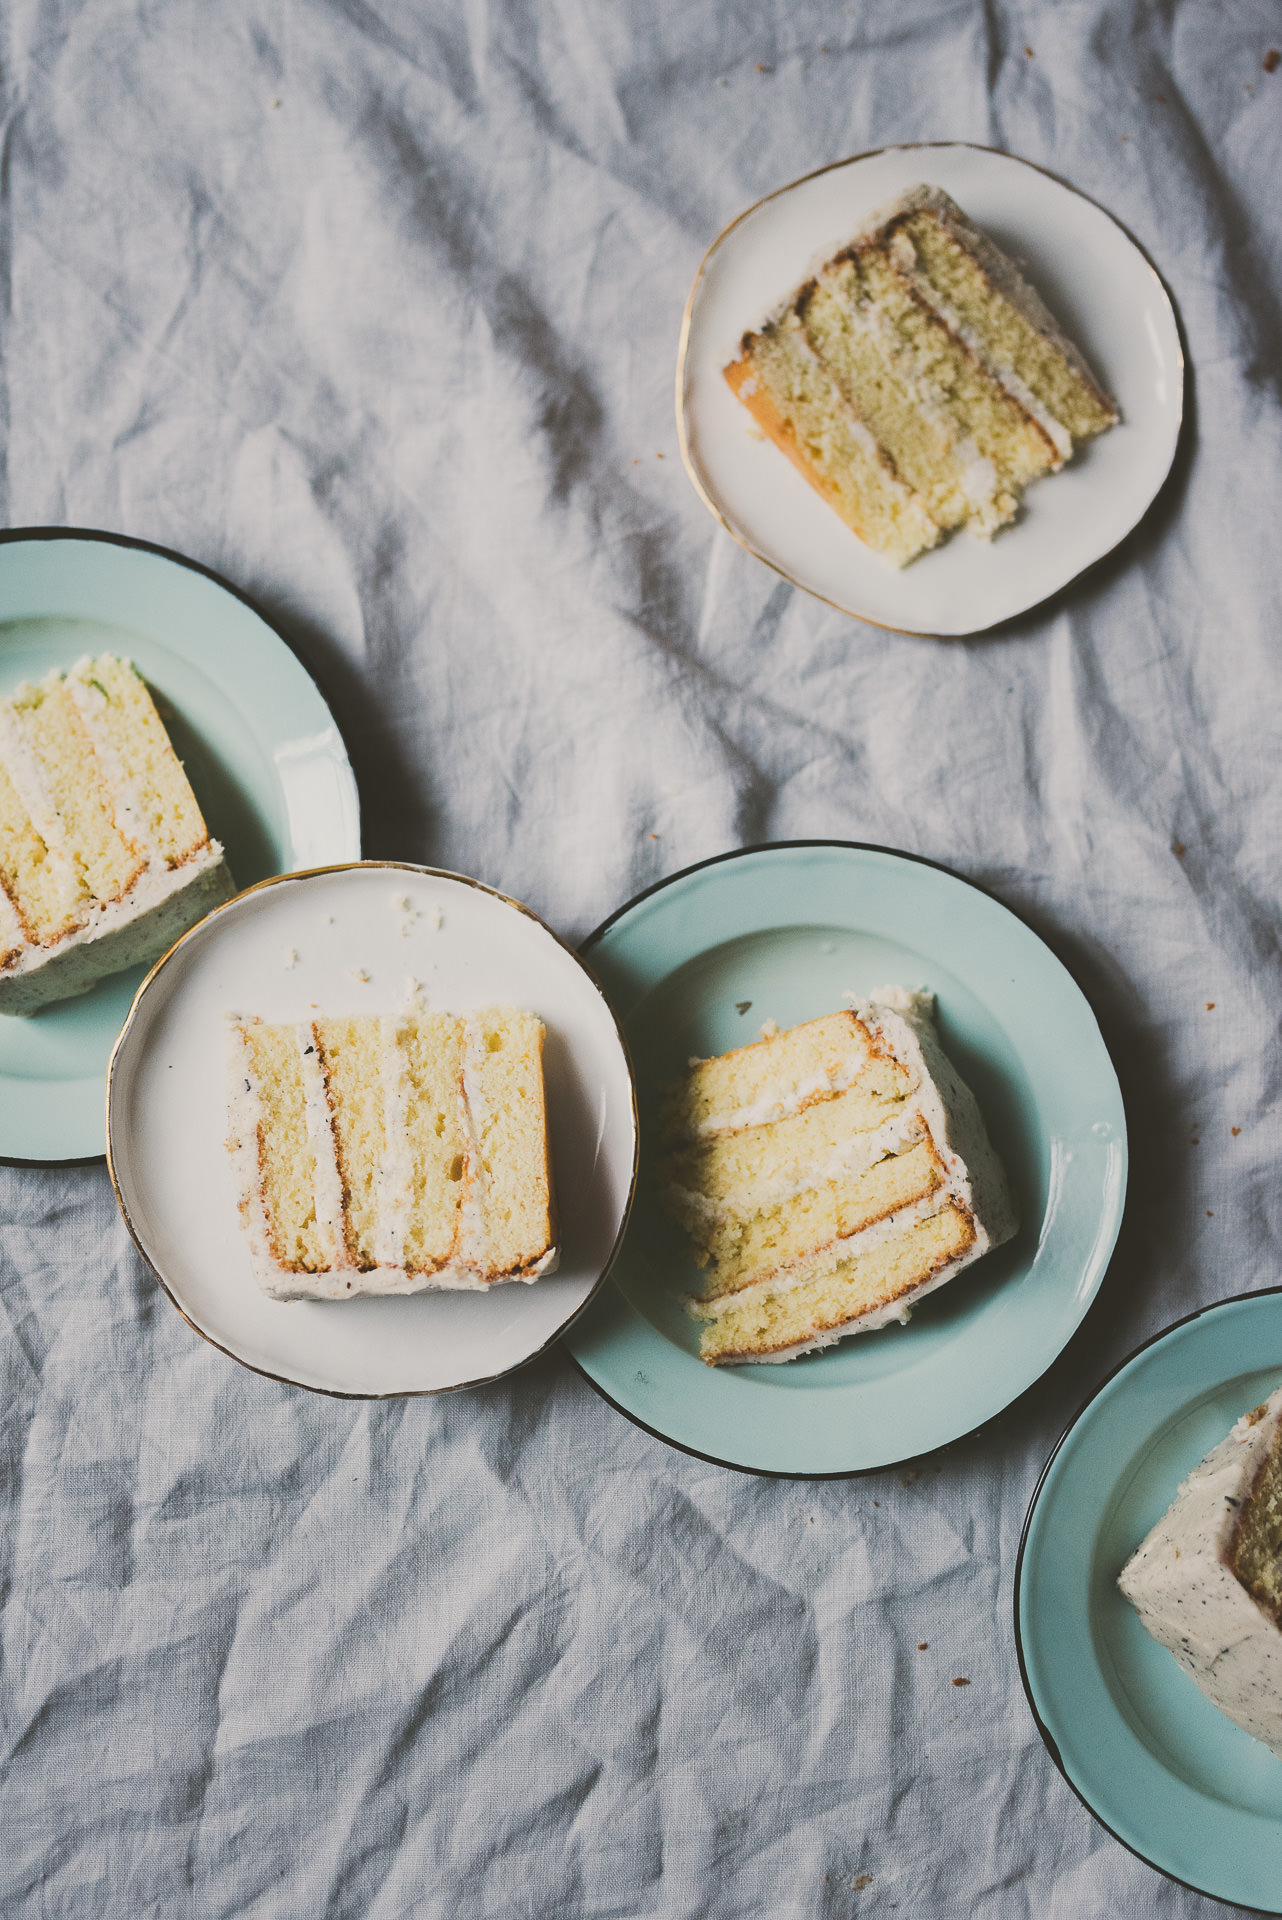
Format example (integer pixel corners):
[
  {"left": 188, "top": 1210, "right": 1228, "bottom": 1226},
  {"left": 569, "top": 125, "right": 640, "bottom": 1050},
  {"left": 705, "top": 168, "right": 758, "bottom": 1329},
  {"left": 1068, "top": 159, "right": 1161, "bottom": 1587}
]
[
  {"left": 104, "top": 858, "right": 641, "bottom": 1400},
  {"left": 571, "top": 837, "right": 1127, "bottom": 1478},
  {"left": 0, "top": 523, "right": 363, "bottom": 1169},
  {"left": 675, "top": 141, "right": 1185, "bottom": 639},
  {"left": 1013, "top": 1285, "right": 1282, "bottom": 1913}
]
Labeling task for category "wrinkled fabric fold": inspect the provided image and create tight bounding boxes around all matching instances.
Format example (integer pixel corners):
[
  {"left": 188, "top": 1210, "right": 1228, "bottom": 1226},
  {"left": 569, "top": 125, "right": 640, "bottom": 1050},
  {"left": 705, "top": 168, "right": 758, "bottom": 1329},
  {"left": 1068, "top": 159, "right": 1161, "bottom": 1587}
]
[{"left": 1, "top": 1, "right": 1279, "bottom": 1913}]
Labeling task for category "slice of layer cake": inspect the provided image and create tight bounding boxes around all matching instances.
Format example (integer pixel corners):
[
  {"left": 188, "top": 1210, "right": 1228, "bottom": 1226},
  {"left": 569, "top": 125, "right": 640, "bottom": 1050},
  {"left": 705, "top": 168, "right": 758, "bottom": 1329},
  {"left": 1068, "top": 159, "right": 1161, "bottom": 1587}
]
[
  {"left": 0, "top": 653, "right": 234, "bottom": 1013},
  {"left": 660, "top": 991, "right": 1017, "bottom": 1365},
  {"left": 226, "top": 1003, "right": 558, "bottom": 1300},
  {"left": 724, "top": 183, "right": 1118, "bottom": 566},
  {"left": 1118, "top": 1384, "right": 1282, "bottom": 1756}
]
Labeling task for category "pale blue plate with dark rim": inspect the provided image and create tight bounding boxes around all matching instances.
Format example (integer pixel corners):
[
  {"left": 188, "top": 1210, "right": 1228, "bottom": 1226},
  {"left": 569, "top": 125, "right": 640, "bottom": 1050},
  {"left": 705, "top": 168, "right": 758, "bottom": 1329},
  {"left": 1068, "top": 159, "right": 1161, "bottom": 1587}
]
[
  {"left": 565, "top": 841, "right": 1127, "bottom": 1477},
  {"left": 0, "top": 529, "right": 360, "bottom": 1165},
  {"left": 1016, "top": 1288, "right": 1282, "bottom": 1912}
]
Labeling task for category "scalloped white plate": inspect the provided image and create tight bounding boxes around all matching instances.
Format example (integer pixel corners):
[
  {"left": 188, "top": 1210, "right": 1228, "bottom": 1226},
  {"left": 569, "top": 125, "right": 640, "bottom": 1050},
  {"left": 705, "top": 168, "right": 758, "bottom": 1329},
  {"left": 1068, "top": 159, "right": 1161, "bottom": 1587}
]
[{"left": 678, "top": 144, "right": 1183, "bottom": 635}]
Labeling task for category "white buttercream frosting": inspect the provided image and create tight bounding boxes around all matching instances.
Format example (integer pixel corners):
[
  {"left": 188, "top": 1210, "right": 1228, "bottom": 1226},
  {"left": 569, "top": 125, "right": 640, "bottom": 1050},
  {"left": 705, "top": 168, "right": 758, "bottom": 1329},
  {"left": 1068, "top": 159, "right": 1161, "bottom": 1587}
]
[
  {"left": 664, "top": 1106, "right": 926, "bottom": 1226},
  {"left": 691, "top": 1057, "right": 885, "bottom": 1139},
  {"left": 1118, "top": 1385, "right": 1282, "bottom": 1757},
  {"left": 0, "top": 842, "right": 230, "bottom": 1011},
  {"left": 954, "top": 439, "right": 1002, "bottom": 520},
  {"left": 851, "top": 986, "right": 1018, "bottom": 1260}
]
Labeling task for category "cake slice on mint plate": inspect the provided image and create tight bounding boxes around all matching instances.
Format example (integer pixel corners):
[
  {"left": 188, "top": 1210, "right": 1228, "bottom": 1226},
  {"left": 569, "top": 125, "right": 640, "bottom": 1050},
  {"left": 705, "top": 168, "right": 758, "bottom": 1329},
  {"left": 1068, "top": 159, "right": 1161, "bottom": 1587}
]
[
  {"left": 661, "top": 989, "right": 1016, "bottom": 1365},
  {"left": 0, "top": 653, "right": 234, "bottom": 1013},
  {"left": 1119, "top": 1384, "right": 1282, "bottom": 1757}
]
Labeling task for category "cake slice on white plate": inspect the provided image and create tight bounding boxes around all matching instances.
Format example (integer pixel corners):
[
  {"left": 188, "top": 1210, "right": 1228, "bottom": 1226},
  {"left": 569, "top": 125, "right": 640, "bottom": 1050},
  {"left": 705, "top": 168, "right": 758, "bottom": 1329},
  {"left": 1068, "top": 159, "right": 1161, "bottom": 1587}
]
[
  {"left": 724, "top": 184, "right": 1118, "bottom": 566},
  {"left": 226, "top": 1001, "right": 558, "bottom": 1301}
]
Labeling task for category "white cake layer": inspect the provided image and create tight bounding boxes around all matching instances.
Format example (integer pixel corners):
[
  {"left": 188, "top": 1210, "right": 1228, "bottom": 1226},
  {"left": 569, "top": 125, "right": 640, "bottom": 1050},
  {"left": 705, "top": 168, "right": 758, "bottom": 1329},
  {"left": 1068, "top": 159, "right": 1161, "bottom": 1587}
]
[{"left": 663, "top": 1105, "right": 928, "bottom": 1227}]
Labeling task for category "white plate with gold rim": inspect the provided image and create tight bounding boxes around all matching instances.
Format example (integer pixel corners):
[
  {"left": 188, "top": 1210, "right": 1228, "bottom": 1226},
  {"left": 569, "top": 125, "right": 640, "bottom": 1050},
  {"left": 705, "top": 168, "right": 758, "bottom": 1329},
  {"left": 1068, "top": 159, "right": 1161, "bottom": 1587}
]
[
  {"left": 107, "top": 863, "right": 638, "bottom": 1397},
  {"left": 678, "top": 143, "right": 1183, "bottom": 636}
]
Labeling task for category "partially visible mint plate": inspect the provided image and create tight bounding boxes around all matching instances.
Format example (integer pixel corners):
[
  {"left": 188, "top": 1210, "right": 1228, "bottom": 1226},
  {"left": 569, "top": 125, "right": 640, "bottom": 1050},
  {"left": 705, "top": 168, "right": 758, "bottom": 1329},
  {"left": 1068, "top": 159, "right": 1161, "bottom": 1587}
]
[
  {"left": 0, "top": 530, "right": 360, "bottom": 1163},
  {"left": 564, "top": 841, "right": 1126, "bottom": 1476},
  {"left": 1018, "top": 1289, "right": 1282, "bottom": 1912}
]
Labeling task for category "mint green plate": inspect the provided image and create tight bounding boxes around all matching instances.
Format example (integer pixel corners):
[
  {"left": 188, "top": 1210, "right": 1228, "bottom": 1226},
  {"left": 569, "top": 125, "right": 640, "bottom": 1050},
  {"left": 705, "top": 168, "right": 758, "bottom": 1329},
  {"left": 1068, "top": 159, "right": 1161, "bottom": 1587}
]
[
  {"left": 1017, "top": 1290, "right": 1282, "bottom": 1911},
  {"left": 565, "top": 841, "right": 1126, "bottom": 1476},
  {"left": 0, "top": 530, "right": 360, "bottom": 1164}
]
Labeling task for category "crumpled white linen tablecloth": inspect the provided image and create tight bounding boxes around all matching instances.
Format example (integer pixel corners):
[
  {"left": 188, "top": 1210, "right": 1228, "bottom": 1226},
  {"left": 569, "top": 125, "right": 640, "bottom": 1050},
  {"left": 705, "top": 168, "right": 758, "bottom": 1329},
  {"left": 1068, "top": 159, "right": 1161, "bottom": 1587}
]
[{"left": 2, "top": 3, "right": 1281, "bottom": 1914}]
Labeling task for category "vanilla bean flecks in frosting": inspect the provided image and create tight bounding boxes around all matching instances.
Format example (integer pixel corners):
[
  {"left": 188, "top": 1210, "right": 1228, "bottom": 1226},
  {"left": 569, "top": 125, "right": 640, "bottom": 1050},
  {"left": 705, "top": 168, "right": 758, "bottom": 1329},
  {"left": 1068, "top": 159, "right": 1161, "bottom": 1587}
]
[{"left": 1118, "top": 1385, "right": 1282, "bottom": 1757}]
